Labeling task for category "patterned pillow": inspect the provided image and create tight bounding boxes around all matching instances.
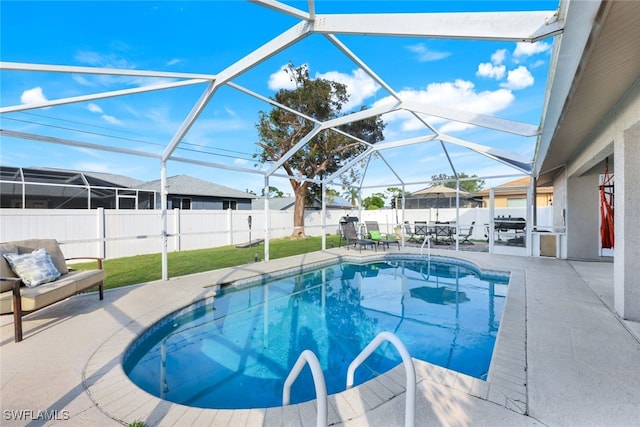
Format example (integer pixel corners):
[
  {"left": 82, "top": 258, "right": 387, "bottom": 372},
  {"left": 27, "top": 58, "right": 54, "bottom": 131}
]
[{"left": 3, "top": 247, "right": 62, "bottom": 288}]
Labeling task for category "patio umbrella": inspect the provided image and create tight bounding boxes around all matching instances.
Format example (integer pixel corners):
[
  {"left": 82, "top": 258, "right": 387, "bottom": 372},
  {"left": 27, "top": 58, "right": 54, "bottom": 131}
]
[
  {"left": 412, "top": 184, "right": 471, "bottom": 219},
  {"left": 412, "top": 184, "right": 471, "bottom": 199}
]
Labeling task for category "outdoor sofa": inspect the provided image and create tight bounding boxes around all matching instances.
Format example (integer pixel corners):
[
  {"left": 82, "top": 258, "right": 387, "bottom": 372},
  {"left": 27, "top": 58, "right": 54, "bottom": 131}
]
[{"left": 0, "top": 239, "right": 104, "bottom": 342}]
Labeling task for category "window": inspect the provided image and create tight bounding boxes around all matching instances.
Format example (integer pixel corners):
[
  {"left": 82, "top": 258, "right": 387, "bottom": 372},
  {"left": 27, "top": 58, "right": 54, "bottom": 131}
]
[
  {"left": 223, "top": 200, "right": 237, "bottom": 210},
  {"left": 169, "top": 197, "right": 191, "bottom": 209}
]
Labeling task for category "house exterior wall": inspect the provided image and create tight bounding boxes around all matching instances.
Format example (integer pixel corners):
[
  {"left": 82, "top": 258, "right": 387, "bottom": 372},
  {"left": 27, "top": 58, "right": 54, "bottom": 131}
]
[
  {"left": 481, "top": 193, "right": 553, "bottom": 208},
  {"left": 566, "top": 163, "right": 604, "bottom": 260},
  {"left": 560, "top": 79, "right": 639, "bottom": 261},
  {"left": 614, "top": 121, "right": 640, "bottom": 320},
  {"left": 551, "top": 168, "right": 567, "bottom": 232},
  {"left": 157, "top": 194, "right": 253, "bottom": 210}
]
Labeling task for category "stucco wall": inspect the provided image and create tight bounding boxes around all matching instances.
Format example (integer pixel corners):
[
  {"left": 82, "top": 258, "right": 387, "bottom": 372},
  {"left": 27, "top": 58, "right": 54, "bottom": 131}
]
[
  {"left": 552, "top": 168, "right": 567, "bottom": 232},
  {"left": 561, "top": 81, "right": 639, "bottom": 260},
  {"left": 566, "top": 162, "right": 607, "bottom": 260}
]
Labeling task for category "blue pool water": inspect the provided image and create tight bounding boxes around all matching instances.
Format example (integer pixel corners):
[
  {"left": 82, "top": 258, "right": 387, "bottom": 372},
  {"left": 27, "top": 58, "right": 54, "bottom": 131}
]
[{"left": 124, "top": 258, "right": 508, "bottom": 409}]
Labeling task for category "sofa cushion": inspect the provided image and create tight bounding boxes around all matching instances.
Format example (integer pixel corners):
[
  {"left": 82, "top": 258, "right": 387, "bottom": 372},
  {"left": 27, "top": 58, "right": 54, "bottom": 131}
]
[
  {"left": 0, "top": 269, "right": 105, "bottom": 313},
  {"left": 14, "top": 239, "right": 69, "bottom": 275},
  {"left": 4, "top": 247, "right": 62, "bottom": 287}
]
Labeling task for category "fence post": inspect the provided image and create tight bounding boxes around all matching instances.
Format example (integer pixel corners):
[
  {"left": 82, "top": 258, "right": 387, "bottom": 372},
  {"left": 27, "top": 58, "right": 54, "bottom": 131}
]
[
  {"left": 173, "top": 208, "right": 181, "bottom": 252},
  {"left": 97, "top": 207, "right": 105, "bottom": 259},
  {"left": 227, "top": 208, "right": 233, "bottom": 245}
]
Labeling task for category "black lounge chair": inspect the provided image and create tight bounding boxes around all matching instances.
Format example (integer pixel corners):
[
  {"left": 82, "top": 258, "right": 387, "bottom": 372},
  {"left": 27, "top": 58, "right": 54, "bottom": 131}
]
[
  {"left": 365, "top": 221, "right": 400, "bottom": 251},
  {"left": 340, "top": 221, "right": 376, "bottom": 252}
]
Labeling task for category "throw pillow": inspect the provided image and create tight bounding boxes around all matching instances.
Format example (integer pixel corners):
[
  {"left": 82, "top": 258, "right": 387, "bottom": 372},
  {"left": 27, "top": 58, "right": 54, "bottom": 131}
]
[
  {"left": 3, "top": 247, "right": 61, "bottom": 288},
  {"left": 369, "top": 230, "right": 382, "bottom": 240}
]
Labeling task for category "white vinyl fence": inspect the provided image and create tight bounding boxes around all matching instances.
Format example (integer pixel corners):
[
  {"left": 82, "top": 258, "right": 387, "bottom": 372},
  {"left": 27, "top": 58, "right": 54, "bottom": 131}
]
[{"left": 0, "top": 206, "right": 552, "bottom": 260}]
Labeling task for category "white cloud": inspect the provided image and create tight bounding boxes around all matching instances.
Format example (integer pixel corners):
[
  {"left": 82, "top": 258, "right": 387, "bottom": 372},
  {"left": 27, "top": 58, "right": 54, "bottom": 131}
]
[
  {"left": 267, "top": 64, "right": 300, "bottom": 91},
  {"left": 374, "top": 79, "right": 514, "bottom": 134},
  {"left": 75, "top": 50, "right": 134, "bottom": 69},
  {"left": 234, "top": 158, "right": 248, "bottom": 165},
  {"left": 501, "top": 66, "right": 534, "bottom": 90},
  {"left": 166, "top": 58, "right": 182, "bottom": 66},
  {"left": 74, "top": 50, "right": 168, "bottom": 88},
  {"left": 406, "top": 43, "right": 451, "bottom": 62},
  {"left": 87, "top": 103, "right": 103, "bottom": 113},
  {"left": 315, "top": 68, "right": 380, "bottom": 111},
  {"left": 491, "top": 49, "right": 507, "bottom": 65},
  {"left": 268, "top": 65, "right": 380, "bottom": 111},
  {"left": 72, "top": 74, "right": 94, "bottom": 87},
  {"left": 21, "top": 87, "right": 47, "bottom": 104},
  {"left": 530, "top": 59, "right": 546, "bottom": 69},
  {"left": 101, "top": 114, "right": 121, "bottom": 125},
  {"left": 476, "top": 62, "right": 506, "bottom": 79},
  {"left": 74, "top": 162, "right": 113, "bottom": 172},
  {"left": 513, "top": 41, "right": 551, "bottom": 58}
]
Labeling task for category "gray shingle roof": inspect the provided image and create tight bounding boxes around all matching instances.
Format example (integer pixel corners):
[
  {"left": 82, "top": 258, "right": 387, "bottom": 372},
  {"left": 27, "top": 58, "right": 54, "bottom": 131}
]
[{"left": 137, "top": 175, "right": 255, "bottom": 199}]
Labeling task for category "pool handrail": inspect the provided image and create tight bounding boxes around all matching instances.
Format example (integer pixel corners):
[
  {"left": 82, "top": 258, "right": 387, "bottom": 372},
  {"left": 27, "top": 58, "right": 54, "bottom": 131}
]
[
  {"left": 282, "top": 349, "right": 328, "bottom": 427},
  {"left": 420, "top": 234, "right": 431, "bottom": 259},
  {"left": 346, "top": 331, "right": 416, "bottom": 427}
]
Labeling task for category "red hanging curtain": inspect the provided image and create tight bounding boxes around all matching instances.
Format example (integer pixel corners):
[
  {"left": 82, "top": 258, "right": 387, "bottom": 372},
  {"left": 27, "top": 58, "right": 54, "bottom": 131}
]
[{"left": 599, "top": 163, "right": 614, "bottom": 249}]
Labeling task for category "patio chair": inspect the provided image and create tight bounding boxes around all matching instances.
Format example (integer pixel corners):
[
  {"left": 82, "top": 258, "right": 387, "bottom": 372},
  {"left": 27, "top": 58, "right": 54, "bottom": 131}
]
[
  {"left": 404, "top": 221, "right": 422, "bottom": 243},
  {"left": 458, "top": 221, "right": 475, "bottom": 245},
  {"left": 414, "top": 221, "right": 429, "bottom": 242},
  {"left": 434, "top": 222, "right": 454, "bottom": 245},
  {"left": 340, "top": 221, "right": 376, "bottom": 252},
  {"left": 365, "top": 221, "right": 400, "bottom": 251}
]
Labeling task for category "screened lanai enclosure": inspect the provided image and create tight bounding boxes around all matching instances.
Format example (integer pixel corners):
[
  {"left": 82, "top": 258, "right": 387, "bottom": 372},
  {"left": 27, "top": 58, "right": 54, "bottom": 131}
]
[
  {"left": 0, "top": 166, "right": 156, "bottom": 209},
  {"left": 0, "top": 0, "right": 567, "bottom": 278}
]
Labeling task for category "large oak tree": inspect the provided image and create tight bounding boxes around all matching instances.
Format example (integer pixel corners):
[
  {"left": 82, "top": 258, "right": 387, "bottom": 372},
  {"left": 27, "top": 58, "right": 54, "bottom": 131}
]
[{"left": 255, "top": 64, "right": 385, "bottom": 238}]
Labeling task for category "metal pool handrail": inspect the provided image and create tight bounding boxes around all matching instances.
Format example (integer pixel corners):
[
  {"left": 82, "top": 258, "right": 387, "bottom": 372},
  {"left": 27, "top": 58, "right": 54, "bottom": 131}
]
[
  {"left": 420, "top": 234, "right": 431, "bottom": 259},
  {"left": 282, "top": 350, "right": 328, "bottom": 427},
  {"left": 346, "top": 331, "right": 416, "bottom": 427}
]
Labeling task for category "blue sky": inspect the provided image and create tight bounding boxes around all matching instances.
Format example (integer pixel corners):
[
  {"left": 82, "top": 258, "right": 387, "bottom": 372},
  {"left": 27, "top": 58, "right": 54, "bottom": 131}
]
[{"left": 1, "top": 1, "right": 559, "bottom": 197}]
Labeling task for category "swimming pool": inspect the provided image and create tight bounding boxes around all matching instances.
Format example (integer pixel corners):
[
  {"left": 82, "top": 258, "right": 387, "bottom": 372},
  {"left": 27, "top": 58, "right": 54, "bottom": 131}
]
[{"left": 123, "top": 258, "right": 508, "bottom": 409}]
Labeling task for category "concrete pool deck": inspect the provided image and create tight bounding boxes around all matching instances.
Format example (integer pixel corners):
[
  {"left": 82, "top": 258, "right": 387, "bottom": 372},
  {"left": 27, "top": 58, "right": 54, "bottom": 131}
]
[{"left": 1, "top": 248, "right": 639, "bottom": 426}]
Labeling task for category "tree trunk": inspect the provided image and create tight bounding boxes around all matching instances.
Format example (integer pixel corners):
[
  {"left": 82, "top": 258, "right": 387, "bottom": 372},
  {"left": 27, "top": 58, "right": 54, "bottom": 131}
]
[{"left": 291, "top": 184, "right": 308, "bottom": 239}]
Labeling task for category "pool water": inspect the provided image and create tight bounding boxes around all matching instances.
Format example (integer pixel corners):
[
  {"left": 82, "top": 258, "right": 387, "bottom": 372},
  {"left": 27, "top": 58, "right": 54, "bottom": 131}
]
[{"left": 124, "top": 259, "right": 508, "bottom": 409}]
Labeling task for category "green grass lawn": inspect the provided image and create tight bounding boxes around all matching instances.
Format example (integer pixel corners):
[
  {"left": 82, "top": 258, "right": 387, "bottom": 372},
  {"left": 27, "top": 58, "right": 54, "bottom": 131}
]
[{"left": 75, "top": 235, "right": 343, "bottom": 290}]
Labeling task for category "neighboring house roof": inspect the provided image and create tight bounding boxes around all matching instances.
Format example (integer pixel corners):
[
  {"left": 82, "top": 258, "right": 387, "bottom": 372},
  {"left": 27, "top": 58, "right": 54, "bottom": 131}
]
[
  {"left": 137, "top": 175, "right": 255, "bottom": 199},
  {"left": 476, "top": 177, "right": 553, "bottom": 197},
  {"left": 252, "top": 197, "right": 296, "bottom": 210},
  {"left": 82, "top": 171, "right": 146, "bottom": 188},
  {"left": 324, "top": 196, "right": 355, "bottom": 209}
]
